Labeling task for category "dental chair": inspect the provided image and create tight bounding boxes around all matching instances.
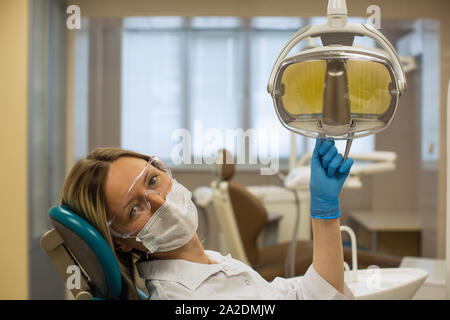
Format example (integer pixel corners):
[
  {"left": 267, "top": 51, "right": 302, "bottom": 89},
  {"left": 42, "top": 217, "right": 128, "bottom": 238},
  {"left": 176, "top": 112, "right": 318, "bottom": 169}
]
[
  {"left": 211, "top": 150, "right": 403, "bottom": 282},
  {"left": 40, "top": 205, "right": 148, "bottom": 300}
]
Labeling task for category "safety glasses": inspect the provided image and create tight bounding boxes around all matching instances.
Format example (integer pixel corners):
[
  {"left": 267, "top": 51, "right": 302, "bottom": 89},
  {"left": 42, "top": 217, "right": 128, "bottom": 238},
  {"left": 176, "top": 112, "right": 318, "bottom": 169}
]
[{"left": 108, "top": 156, "right": 172, "bottom": 239}]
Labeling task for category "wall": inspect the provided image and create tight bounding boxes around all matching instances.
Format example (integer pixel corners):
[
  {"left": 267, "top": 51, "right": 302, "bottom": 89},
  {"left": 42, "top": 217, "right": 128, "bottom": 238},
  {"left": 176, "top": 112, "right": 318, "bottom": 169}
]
[{"left": 0, "top": 0, "right": 29, "bottom": 299}]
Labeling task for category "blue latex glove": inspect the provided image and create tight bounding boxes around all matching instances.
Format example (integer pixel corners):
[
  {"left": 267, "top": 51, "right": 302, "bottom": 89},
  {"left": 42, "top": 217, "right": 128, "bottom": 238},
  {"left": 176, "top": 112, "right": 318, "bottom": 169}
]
[{"left": 310, "top": 139, "right": 354, "bottom": 219}]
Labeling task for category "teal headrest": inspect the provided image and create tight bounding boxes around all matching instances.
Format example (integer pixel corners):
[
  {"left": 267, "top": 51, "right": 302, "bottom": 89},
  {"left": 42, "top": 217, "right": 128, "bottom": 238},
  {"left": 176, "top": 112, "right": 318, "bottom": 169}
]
[{"left": 48, "top": 205, "right": 122, "bottom": 299}]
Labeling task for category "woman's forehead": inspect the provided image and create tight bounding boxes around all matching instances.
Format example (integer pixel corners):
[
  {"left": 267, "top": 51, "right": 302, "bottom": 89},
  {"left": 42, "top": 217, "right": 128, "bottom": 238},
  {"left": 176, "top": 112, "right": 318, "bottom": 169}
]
[{"left": 109, "top": 157, "right": 148, "bottom": 184}]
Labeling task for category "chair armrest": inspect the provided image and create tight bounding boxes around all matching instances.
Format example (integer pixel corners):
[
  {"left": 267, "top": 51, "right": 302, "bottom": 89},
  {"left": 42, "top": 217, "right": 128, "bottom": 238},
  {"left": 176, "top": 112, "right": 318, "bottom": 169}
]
[{"left": 267, "top": 212, "right": 283, "bottom": 223}]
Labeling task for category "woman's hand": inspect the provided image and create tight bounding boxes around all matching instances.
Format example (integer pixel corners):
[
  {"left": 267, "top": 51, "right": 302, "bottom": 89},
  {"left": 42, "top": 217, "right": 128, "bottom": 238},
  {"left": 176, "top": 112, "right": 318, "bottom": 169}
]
[{"left": 310, "top": 139, "right": 353, "bottom": 219}]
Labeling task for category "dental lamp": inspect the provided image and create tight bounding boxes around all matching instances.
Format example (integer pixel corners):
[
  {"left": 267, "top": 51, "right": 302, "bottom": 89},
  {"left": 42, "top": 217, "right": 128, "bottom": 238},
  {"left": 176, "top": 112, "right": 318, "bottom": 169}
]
[{"left": 267, "top": 0, "right": 407, "bottom": 160}]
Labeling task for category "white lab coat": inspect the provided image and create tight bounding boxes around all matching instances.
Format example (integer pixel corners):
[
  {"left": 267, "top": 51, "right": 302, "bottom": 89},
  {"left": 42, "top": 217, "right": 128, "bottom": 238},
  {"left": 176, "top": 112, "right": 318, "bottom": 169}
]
[{"left": 136, "top": 250, "right": 354, "bottom": 300}]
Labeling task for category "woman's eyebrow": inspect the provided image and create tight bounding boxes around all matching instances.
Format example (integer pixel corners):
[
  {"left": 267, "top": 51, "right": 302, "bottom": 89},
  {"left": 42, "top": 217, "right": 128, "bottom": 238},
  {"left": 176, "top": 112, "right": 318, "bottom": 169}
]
[{"left": 142, "top": 169, "right": 151, "bottom": 187}]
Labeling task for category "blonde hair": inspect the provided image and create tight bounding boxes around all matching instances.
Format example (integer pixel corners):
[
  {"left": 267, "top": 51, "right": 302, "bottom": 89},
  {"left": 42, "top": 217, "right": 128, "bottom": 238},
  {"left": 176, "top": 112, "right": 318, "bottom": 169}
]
[{"left": 60, "top": 147, "right": 150, "bottom": 300}]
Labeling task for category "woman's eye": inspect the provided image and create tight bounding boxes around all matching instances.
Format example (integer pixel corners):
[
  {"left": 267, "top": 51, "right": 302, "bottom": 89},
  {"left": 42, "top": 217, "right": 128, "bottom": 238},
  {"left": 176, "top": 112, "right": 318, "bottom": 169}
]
[
  {"left": 129, "top": 206, "right": 138, "bottom": 219},
  {"left": 148, "top": 175, "right": 157, "bottom": 187}
]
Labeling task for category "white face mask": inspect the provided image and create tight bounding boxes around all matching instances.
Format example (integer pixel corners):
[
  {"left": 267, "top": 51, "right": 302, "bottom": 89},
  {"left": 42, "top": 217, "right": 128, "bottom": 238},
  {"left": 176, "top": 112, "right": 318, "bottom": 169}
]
[{"left": 135, "top": 180, "right": 198, "bottom": 254}]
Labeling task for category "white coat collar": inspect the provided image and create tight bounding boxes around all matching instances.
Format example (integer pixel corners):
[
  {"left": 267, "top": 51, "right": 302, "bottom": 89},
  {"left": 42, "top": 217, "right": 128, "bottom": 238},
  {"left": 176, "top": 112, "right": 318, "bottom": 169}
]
[{"left": 135, "top": 250, "right": 240, "bottom": 291}]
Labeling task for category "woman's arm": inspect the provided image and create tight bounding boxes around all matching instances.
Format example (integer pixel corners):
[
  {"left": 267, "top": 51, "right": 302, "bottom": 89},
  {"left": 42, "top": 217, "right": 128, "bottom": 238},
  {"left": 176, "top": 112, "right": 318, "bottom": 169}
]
[
  {"left": 309, "top": 139, "right": 353, "bottom": 295},
  {"left": 312, "top": 218, "right": 344, "bottom": 294}
]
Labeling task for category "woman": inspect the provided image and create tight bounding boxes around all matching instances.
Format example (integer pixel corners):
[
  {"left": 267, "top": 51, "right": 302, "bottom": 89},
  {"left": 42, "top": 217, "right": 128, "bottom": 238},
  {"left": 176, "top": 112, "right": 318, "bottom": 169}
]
[{"left": 60, "top": 139, "right": 354, "bottom": 300}]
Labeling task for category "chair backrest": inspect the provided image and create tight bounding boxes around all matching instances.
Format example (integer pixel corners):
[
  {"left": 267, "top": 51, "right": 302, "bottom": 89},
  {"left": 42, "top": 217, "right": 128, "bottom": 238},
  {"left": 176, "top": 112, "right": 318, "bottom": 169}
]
[
  {"left": 227, "top": 181, "right": 268, "bottom": 266},
  {"left": 42, "top": 205, "right": 122, "bottom": 299},
  {"left": 210, "top": 149, "right": 269, "bottom": 266}
]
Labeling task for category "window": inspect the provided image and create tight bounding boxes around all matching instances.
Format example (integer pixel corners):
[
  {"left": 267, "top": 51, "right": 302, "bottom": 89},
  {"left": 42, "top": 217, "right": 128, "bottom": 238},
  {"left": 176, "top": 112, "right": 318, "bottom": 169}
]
[
  {"left": 120, "top": 16, "right": 375, "bottom": 167},
  {"left": 122, "top": 17, "right": 184, "bottom": 158},
  {"left": 188, "top": 17, "right": 245, "bottom": 160},
  {"left": 249, "top": 17, "right": 304, "bottom": 161}
]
